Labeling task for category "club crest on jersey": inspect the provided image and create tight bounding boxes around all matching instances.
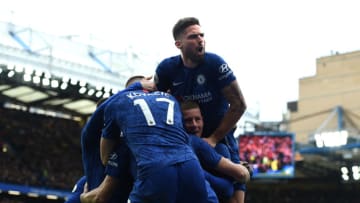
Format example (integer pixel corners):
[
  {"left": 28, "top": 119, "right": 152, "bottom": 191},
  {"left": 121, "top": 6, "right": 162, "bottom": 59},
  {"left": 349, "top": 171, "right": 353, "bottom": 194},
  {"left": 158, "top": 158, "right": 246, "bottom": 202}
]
[
  {"left": 219, "top": 64, "right": 230, "bottom": 73},
  {"left": 197, "top": 74, "right": 206, "bottom": 85}
]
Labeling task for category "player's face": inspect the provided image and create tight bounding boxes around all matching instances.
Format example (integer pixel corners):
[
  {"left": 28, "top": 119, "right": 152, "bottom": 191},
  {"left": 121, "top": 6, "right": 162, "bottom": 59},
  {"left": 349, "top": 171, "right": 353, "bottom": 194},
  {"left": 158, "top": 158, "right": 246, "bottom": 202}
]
[
  {"left": 178, "top": 25, "right": 205, "bottom": 62},
  {"left": 182, "top": 107, "right": 203, "bottom": 137}
]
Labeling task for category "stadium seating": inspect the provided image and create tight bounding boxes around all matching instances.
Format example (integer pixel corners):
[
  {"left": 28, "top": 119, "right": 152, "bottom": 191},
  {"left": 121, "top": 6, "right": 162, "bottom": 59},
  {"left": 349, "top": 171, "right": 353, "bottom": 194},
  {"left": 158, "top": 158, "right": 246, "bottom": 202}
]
[{"left": 0, "top": 107, "right": 83, "bottom": 190}]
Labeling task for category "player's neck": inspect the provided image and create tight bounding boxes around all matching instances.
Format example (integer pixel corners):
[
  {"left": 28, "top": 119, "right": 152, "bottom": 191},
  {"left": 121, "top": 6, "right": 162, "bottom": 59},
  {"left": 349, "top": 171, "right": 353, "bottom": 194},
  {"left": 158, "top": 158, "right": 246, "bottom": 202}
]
[{"left": 181, "top": 55, "right": 198, "bottom": 68}]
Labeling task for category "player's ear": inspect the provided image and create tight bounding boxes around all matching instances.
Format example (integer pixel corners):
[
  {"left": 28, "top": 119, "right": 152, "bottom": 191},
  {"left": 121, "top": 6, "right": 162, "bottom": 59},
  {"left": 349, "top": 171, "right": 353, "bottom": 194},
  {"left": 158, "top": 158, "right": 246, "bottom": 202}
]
[{"left": 175, "top": 40, "right": 182, "bottom": 49}]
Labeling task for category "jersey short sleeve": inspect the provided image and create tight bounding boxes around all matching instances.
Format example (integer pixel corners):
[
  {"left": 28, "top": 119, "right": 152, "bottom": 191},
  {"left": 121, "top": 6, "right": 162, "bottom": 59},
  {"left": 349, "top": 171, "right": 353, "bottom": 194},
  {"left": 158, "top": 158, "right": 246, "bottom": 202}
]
[
  {"left": 214, "top": 143, "right": 231, "bottom": 159},
  {"left": 206, "top": 53, "right": 236, "bottom": 90},
  {"left": 105, "top": 144, "right": 131, "bottom": 178},
  {"left": 188, "top": 135, "right": 221, "bottom": 168},
  {"left": 155, "top": 56, "right": 180, "bottom": 92}
]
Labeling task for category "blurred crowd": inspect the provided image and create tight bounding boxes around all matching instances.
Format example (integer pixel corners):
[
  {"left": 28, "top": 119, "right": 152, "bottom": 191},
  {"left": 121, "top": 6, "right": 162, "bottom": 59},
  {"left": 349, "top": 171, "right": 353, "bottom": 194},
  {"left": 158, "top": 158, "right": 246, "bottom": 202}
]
[
  {"left": 0, "top": 107, "right": 83, "bottom": 190},
  {"left": 239, "top": 135, "right": 293, "bottom": 174}
]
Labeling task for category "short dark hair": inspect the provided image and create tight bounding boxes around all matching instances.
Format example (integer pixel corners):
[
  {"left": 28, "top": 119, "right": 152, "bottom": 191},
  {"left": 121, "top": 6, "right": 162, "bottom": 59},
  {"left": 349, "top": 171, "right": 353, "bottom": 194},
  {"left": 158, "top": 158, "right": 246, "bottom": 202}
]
[
  {"left": 172, "top": 17, "right": 200, "bottom": 40},
  {"left": 125, "top": 75, "right": 145, "bottom": 87},
  {"left": 180, "top": 100, "right": 200, "bottom": 112}
]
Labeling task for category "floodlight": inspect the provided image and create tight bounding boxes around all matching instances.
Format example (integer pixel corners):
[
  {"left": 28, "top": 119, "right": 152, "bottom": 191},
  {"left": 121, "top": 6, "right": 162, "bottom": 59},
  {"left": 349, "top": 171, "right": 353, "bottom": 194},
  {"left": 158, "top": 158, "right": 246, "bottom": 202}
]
[
  {"left": 342, "top": 174, "right": 349, "bottom": 181},
  {"left": 87, "top": 89, "right": 95, "bottom": 96},
  {"left": 33, "top": 76, "right": 41, "bottom": 84},
  {"left": 103, "top": 92, "right": 110, "bottom": 98},
  {"left": 23, "top": 74, "right": 31, "bottom": 82},
  {"left": 79, "top": 87, "right": 87, "bottom": 94},
  {"left": 42, "top": 78, "right": 50, "bottom": 86},
  {"left": 60, "top": 82, "right": 68, "bottom": 90},
  {"left": 51, "top": 80, "right": 59, "bottom": 88},
  {"left": 95, "top": 91, "right": 103, "bottom": 98},
  {"left": 341, "top": 166, "right": 349, "bottom": 174},
  {"left": 7, "top": 70, "right": 15, "bottom": 78}
]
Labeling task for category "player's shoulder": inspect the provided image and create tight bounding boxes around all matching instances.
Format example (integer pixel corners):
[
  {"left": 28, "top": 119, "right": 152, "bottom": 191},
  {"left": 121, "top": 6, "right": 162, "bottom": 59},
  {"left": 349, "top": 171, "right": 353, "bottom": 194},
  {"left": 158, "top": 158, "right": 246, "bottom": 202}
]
[
  {"left": 203, "top": 52, "right": 227, "bottom": 71},
  {"left": 104, "top": 91, "right": 129, "bottom": 111},
  {"left": 188, "top": 134, "right": 205, "bottom": 146},
  {"left": 203, "top": 53, "right": 235, "bottom": 80},
  {"left": 205, "top": 52, "right": 225, "bottom": 62},
  {"left": 157, "top": 55, "right": 182, "bottom": 70}
]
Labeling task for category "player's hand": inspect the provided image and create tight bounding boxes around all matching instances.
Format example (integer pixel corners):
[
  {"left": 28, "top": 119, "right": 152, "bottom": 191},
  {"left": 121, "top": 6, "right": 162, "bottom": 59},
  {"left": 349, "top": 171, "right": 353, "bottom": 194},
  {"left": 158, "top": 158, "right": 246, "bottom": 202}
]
[
  {"left": 83, "top": 182, "right": 88, "bottom": 193},
  {"left": 202, "top": 136, "right": 217, "bottom": 147},
  {"left": 140, "top": 76, "right": 157, "bottom": 92},
  {"left": 240, "top": 161, "right": 253, "bottom": 178},
  {"left": 80, "top": 182, "right": 89, "bottom": 203}
]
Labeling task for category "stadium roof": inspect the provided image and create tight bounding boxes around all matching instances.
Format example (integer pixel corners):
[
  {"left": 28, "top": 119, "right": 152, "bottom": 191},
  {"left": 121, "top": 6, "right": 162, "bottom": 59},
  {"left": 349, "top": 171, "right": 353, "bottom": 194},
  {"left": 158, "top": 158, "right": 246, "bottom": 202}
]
[
  {"left": 0, "top": 63, "right": 99, "bottom": 117},
  {"left": 0, "top": 20, "right": 155, "bottom": 118}
]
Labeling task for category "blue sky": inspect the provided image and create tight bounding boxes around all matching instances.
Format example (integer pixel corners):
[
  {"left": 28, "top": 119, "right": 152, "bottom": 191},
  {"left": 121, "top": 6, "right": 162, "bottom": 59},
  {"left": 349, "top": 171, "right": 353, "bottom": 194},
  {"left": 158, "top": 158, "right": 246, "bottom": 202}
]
[{"left": 2, "top": 0, "right": 360, "bottom": 121}]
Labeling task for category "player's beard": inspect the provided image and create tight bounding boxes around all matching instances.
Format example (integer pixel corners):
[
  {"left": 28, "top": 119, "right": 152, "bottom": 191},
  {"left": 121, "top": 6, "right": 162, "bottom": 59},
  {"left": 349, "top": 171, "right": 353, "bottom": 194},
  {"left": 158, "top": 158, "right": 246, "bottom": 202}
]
[{"left": 188, "top": 47, "right": 205, "bottom": 64}]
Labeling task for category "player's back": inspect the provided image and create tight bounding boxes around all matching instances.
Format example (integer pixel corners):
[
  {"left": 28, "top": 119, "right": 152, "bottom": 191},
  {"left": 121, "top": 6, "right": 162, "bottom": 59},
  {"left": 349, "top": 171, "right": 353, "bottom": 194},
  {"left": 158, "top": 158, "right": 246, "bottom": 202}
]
[{"left": 106, "top": 90, "right": 196, "bottom": 180}]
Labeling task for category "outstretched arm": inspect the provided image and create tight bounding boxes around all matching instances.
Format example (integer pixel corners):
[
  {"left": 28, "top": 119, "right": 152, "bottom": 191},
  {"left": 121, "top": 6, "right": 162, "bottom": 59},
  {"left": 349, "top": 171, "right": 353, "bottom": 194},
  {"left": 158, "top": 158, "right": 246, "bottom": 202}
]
[
  {"left": 190, "top": 135, "right": 250, "bottom": 183},
  {"left": 216, "top": 157, "right": 250, "bottom": 184}
]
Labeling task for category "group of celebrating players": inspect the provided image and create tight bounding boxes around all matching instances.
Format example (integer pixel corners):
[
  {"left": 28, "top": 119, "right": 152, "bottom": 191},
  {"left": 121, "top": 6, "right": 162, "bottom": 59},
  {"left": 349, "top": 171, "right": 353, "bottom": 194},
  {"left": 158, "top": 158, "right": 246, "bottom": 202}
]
[{"left": 65, "top": 17, "right": 252, "bottom": 203}]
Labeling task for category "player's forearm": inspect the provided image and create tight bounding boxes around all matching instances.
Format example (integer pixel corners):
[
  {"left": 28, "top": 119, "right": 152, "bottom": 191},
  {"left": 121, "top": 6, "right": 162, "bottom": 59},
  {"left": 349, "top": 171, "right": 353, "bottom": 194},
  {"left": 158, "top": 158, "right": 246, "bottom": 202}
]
[
  {"left": 100, "top": 138, "right": 116, "bottom": 165},
  {"left": 212, "top": 105, "right": 244, "bottom": 142},
  {"left": 216, "top": 157, "right": 250, "bottom": 184},
  {"left": 213, "top": 80, "right": 246, "bottom": 143}
]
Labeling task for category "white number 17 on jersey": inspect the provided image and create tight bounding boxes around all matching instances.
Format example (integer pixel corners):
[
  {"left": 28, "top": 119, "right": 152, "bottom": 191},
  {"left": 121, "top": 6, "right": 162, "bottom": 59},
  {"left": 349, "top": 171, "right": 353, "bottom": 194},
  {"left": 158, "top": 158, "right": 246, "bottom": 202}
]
[{"left": 134, "top": 98, "right": 175, "bottom": 126}]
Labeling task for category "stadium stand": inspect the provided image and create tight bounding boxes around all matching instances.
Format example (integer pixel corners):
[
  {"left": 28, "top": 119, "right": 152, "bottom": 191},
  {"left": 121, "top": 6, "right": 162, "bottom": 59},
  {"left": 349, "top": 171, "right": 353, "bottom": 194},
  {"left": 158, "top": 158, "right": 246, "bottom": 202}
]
[
  {"left": 0, "top": 107, "right": 82, "bottom": 189},
  {"left": 0, "top": 106, "right": 83, "bottom": 202}
]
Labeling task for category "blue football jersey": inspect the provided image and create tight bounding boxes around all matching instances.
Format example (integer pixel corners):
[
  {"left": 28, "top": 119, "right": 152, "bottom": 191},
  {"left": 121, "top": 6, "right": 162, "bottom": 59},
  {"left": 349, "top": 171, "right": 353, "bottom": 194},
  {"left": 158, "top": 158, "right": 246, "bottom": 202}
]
[
  {"left": 155, "top": 52, "right": 236, "bottom": 137},
  {"left": 81, "top": 82, "right": 143, "bottom": 189},
  {"left": 103, "top": 90, "right": 197, "bottom": 180}
]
